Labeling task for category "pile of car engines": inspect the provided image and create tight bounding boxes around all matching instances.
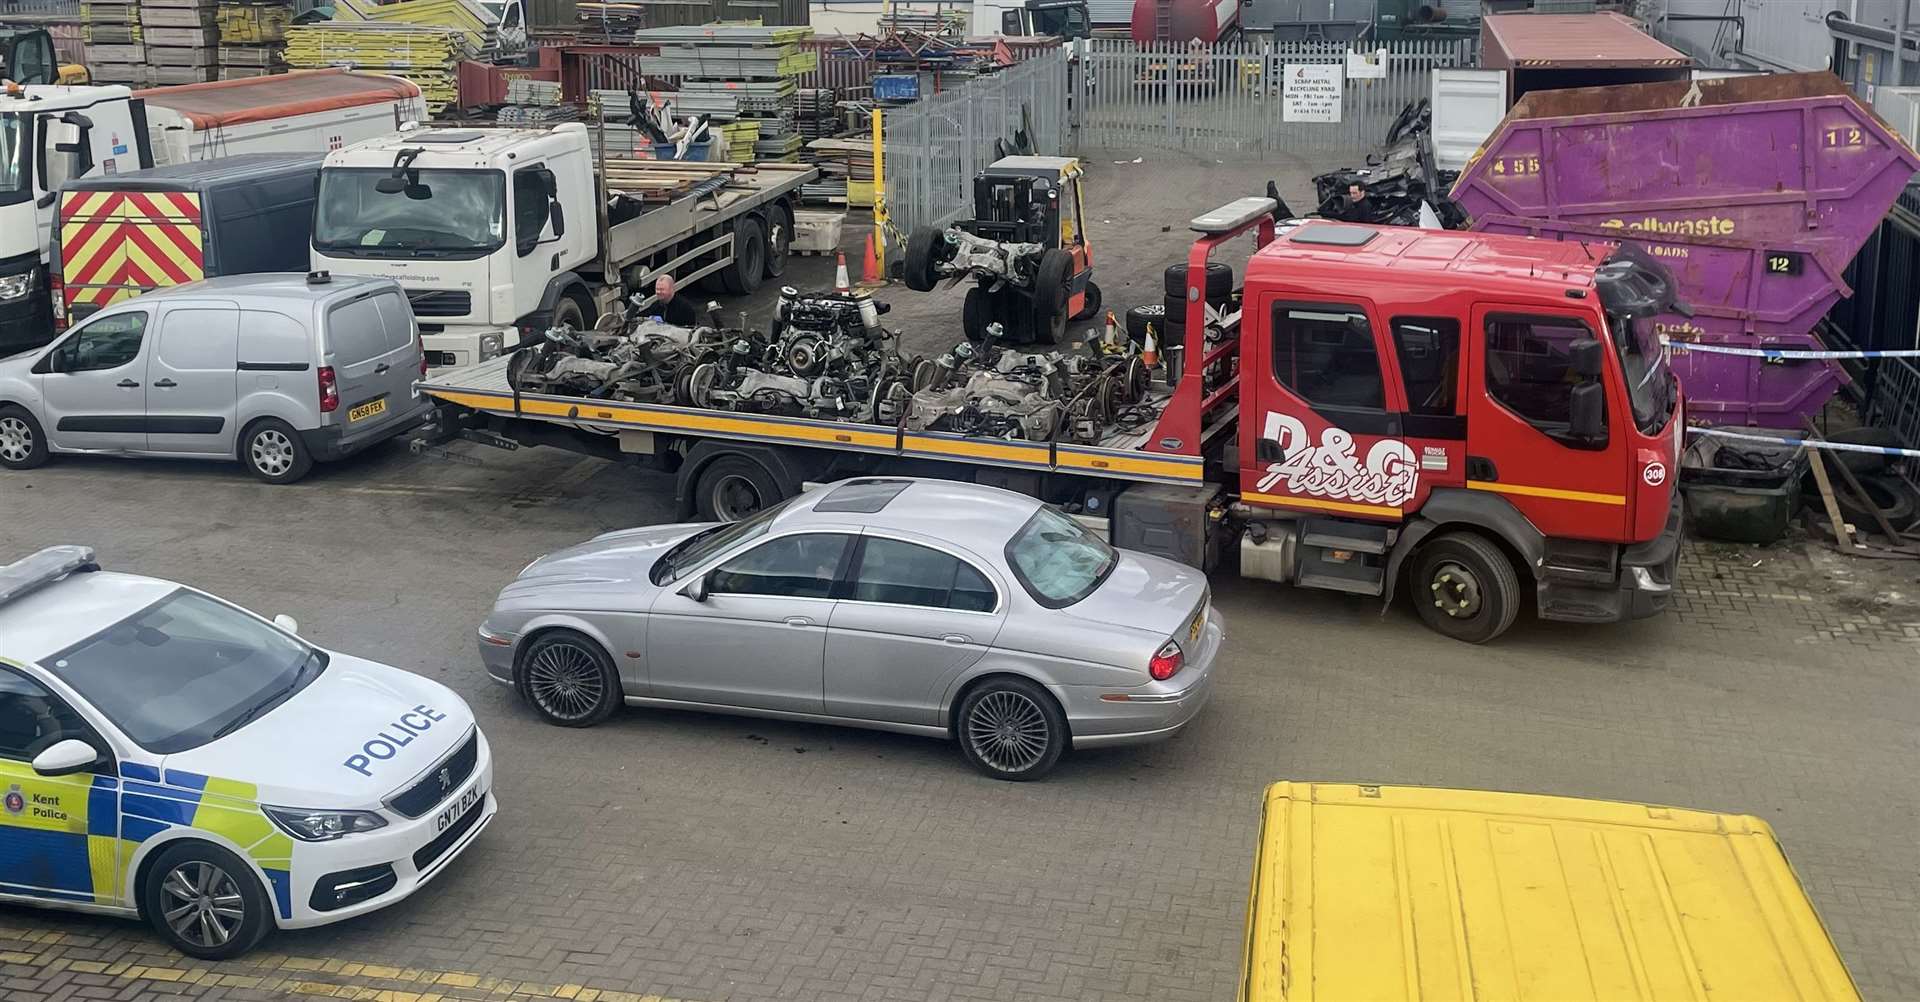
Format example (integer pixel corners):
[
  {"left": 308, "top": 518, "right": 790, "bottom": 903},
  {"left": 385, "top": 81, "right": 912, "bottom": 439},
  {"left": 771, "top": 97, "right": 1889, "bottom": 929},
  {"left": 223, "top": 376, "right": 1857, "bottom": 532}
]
[{"left": 507, "top": 287, "right": 1161, "bottom": 444}]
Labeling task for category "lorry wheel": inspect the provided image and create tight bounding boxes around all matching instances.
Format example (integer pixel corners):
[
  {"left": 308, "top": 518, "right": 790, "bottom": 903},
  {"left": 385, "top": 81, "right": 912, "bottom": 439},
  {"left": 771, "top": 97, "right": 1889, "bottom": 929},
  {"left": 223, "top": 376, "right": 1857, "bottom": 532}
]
[
  {"left": 552, "top": 292, "right": 590, "bottom": 332},
  {"left": 240, "top": 419, "right": 314, "bottom": 485},
  {"left": 904, "top": 227, "right": 944, "bottom": 292},
  {"left": 142, "top": 841, "right": 273, "bottom": 960},
  {"left": 694, "top": 455, "right": 784, "bottom": 522},
  {"left": 763, "top": 203, "right": 793, "bottom": 279},
  {"left": 1411, "top": 532, "right": 1521, "bottom": 644},
  {"left": 720, "top": 219, "right": 766, "bottom": 295},
  {"left": 0, "top": 405, "right": 50, "bottom": 470}
]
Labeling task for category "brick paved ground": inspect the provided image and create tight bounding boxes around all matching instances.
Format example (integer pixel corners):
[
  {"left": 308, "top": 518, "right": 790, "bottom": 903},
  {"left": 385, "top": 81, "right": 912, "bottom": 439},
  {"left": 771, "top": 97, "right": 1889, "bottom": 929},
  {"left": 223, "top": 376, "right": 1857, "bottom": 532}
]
[{"left": 2, "top": 154, "right": 1916, "bottom": 1001}]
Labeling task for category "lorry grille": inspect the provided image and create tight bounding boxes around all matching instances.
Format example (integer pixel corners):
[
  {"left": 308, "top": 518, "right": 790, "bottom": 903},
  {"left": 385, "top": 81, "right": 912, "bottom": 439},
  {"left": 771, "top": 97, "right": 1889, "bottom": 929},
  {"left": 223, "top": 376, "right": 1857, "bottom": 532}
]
[
  {"left": 386, "top": 731, "right": 479, "bottom": 819},
  {"left": 405, "top": 290, "right": 472, "bottom": 317}
]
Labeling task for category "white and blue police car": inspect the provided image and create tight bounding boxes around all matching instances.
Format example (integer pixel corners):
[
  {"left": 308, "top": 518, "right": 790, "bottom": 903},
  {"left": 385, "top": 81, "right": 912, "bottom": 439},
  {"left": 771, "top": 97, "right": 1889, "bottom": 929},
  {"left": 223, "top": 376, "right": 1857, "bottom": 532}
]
[{"left": 0, "top": 546, "right": 495, "bottom": 958}]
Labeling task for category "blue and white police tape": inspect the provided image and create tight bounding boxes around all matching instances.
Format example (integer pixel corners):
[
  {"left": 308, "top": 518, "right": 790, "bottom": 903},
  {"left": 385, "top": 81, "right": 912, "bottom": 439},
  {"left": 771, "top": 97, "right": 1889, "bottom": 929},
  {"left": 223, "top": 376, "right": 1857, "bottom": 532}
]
[
  {"left": 1688, "top": 425, "right": 1920, "bottom": 458},
  {"left": 1659, "top": 337, "right": 1920, "bottom": 360}
]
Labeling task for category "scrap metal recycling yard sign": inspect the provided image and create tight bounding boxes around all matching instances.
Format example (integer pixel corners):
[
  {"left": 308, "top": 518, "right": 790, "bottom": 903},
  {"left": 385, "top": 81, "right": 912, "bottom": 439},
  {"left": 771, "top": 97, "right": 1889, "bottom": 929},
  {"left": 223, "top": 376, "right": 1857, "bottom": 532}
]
[{"left": 1284, "top": 63, "right": 1344, "bottom": 122}]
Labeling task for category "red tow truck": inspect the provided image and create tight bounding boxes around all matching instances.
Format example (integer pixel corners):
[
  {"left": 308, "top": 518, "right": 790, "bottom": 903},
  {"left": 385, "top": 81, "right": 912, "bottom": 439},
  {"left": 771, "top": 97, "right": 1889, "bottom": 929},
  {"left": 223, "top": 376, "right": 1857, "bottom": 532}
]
[{"left": 419, "top": 196, "right": 1685, "bottom": 643}]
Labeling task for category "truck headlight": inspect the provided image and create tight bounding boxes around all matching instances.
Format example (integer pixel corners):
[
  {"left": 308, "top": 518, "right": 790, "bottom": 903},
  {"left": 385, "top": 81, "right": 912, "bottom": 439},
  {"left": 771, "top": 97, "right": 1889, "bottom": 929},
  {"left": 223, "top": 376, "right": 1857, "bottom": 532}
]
[
  {"left": 480, "top": 333, "right": 504, "bottom": 359},
  {"left": 263, "top": 805, "right": 388, "bottom": 841},
  {"left": 0, "top": 269, "right": 36, "bottom": 302}
]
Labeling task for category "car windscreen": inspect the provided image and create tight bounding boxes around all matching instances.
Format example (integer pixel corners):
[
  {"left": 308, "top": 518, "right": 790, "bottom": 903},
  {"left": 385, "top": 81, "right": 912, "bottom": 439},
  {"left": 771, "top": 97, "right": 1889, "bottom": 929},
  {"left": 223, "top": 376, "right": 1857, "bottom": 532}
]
[
  {"left": 44, "top": 588, "right": 325, "bottom": 754},
  {"left": 651, "top": 497, "right": 797, "bottom": 585},
  {"left": 1004, "top": 505, "right": 1118, "bottom": 608}
]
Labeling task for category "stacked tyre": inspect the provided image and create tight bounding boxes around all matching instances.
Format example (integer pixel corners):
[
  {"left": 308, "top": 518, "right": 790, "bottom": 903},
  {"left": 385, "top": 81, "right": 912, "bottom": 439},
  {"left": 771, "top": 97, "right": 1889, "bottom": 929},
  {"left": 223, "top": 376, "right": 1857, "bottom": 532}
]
[{"left": 1137, "top": 262, "right": 1234, "bottom": 385}]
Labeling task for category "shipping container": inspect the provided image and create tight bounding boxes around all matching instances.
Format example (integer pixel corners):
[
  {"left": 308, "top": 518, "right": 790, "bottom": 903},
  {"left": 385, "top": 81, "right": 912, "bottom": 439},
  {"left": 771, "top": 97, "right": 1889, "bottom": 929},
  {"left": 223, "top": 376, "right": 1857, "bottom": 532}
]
[{"left": 1480, "top": 12, "right": 1690, "bottom": 106}]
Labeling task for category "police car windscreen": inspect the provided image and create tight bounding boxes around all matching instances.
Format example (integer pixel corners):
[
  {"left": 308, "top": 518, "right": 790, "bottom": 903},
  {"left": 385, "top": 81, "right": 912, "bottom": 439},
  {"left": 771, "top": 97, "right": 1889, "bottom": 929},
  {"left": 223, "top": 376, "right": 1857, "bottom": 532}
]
[{"left": 45, "top": 590, "right": 322, "bottom": 754}]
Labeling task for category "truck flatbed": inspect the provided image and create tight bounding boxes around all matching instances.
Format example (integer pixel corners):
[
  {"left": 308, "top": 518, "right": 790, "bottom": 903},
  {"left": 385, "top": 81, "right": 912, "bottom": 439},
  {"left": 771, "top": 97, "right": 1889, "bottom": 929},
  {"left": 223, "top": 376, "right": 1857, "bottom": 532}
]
[{"left": 419, "top": 355, "right": 1209, "bottom": 486}]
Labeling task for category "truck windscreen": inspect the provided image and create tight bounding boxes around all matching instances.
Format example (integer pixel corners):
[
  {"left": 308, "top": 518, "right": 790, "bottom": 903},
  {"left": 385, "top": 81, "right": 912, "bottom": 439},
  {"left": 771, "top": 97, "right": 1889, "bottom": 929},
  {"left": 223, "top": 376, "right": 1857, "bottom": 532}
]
[
  {"left": 1612, "top": 312, "right": 1673, "bottom": 436},
  {"left": 0, "top": 114, "right": 26, "bottom": 204},
  {"left": 313, "top": 167, "right": 505, "bottom": 259}
]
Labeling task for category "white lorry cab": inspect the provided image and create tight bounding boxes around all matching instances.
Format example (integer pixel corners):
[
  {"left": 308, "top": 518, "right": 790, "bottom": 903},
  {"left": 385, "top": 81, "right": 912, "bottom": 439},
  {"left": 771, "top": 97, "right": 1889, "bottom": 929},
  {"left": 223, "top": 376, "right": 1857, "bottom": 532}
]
[
  {"left": 312, "top": 123, "right": 815, "bottom": 369},
  {"left": 0, "top": 546, "right": 495, "bottom": 958}
]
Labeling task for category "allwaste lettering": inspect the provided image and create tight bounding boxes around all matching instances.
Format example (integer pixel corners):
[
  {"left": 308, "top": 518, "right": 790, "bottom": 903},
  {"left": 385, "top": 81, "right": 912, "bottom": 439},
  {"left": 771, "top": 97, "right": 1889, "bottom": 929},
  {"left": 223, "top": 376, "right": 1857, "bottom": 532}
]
[
  {"left": 344, "top": 704, "right": 450, "bottom": 776},
  {"left": 1257, "top": 412, "right": 1418, "bottom": 507},
  {"left": 1600, "top": 215, "right": 1735, "bottom": 237}
]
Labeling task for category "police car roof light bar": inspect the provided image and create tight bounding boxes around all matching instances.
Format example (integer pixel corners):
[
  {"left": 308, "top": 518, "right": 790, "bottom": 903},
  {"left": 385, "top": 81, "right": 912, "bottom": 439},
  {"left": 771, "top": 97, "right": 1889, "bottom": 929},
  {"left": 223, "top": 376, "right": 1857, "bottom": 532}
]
[{"left": 0, "top": 545, "right": 99, "bottom": 609}]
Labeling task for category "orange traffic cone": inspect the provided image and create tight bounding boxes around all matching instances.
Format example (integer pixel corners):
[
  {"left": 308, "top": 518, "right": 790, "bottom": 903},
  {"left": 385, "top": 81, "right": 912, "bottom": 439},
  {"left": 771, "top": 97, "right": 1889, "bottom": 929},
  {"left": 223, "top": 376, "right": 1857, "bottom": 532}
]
[
  {"left": 833, "top": 250, "right": 851, "bottom": 293},
  {"left": 861, "top": 233, "right": 882, "bottom": 284},
  {"left": 1140, "top": 324, "right": 1160, "bottom": 368}
]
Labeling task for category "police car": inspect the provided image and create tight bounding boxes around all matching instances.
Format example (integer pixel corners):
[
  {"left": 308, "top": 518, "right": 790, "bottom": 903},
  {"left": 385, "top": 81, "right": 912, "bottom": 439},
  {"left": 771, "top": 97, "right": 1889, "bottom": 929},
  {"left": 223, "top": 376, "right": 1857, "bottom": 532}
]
[{"left": 0, "top": 546, "right": 495, "bottom": 958}]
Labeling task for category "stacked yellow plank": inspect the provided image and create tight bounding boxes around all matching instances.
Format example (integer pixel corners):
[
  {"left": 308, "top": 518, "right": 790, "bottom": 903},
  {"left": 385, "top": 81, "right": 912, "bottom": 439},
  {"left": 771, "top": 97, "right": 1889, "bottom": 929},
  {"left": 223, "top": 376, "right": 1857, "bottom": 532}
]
[
  {"left": 284, "top": 21, "right": 474, "bottom": 113},
  {"left": 329, "top": 0, "right": 492, "bottom": 52},
  {"left": 217, "top": 3, "right": 293, "bottom": 79}
]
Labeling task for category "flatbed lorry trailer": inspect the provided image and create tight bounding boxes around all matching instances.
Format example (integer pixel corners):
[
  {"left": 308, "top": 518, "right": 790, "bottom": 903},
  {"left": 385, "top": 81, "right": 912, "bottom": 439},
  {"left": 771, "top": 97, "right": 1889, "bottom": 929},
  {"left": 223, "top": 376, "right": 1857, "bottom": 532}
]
[
  {"left": 310, "top": 122, "right": 818, "bottom": 370},
  {"left": 418, "top": 198, "right": 1687, "bottom": 645}
]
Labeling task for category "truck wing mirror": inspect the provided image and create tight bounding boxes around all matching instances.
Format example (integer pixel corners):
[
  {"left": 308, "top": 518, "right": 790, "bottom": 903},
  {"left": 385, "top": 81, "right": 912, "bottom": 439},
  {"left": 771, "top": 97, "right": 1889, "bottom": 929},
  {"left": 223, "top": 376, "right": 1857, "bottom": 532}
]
[
  {"left": 1002, "top": 9, "right": 1023, "bottom": 33},
  {"left": 1255, "top": 437, "right": 1282, "bottom": 462},
  {"left": 59, "top": 111, "right": 93, "bottom": 130},
  {"left": 1569, "top": 336, "right": 1604, "bottom": 380},
  {"left": 549, "top": 198, "right": 565, "bottom": 238},
  {"left": 1569, "top": 382, "right": 1605, "bottom": 442}
]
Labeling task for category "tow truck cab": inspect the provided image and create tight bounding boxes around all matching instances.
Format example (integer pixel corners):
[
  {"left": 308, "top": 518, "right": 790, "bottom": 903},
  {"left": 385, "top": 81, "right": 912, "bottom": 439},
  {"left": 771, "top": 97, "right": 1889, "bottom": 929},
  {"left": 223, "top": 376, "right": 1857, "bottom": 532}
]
[{"left": 1212, "top": 210, "right": 1683, "bottom": 642}]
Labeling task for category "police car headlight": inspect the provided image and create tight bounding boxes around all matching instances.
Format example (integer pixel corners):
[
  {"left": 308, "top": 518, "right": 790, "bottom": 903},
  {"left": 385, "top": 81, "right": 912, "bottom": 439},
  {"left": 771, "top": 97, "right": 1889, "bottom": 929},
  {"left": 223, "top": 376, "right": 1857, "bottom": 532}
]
[{"left": 263, "top": 805, "right": 388, "bottom": 842}]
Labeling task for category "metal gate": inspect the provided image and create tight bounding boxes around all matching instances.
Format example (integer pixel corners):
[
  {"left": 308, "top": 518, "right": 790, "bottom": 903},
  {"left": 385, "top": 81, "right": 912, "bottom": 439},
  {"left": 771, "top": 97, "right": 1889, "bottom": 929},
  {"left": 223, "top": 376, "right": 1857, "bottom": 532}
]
[
  {"left": 1075, "top": 38, "right": 1474, "bottom": 157},
  {"left": 882, "top": 47, "right": 1071, "bottom": 241}
]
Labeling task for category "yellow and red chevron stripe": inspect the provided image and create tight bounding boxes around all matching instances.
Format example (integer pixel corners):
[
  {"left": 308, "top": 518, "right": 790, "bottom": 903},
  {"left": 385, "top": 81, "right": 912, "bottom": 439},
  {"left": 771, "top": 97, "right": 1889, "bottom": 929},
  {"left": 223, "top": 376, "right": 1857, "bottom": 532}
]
[{"left": 59, "top": 190, "right": 206, "bottom": 312}]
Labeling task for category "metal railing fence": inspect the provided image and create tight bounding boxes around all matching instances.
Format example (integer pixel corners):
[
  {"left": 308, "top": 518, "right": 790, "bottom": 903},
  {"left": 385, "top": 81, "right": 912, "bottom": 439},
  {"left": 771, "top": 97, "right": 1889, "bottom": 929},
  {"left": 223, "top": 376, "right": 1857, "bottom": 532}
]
[
  {"left": 1074, "top": 37, "right": 1473, "bottom": 158},
  {"left": 882, "top": 46, "right": 1070, "bottom": 244}
]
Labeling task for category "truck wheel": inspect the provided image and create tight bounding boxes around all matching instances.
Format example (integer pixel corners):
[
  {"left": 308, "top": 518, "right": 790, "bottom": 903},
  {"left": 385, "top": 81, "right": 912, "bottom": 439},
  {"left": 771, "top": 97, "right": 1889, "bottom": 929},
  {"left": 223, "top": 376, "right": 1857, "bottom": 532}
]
[
  {"left": 552, "top": 291, "right": 590, "bottom": 332},
  {"left": 0, "top": 405, "right": 50, "bottom": 470},
  {"left": 1411, "top": 532, "right": 1521, "bottom": 644},
  {"left": 763, "top": 203, "right": 793, "bottom": 279},
  {"left": 142, "top": 841, "right": 274, "bottom": 960},
  {"left": 904, "top": 227, "right": 944, "bottom": 292},
  {"left": 720, "top": 219, "right": 766, "bottom": 295},
  {"left": 694, "top": 454, "right": 785, "bottom": 522}
]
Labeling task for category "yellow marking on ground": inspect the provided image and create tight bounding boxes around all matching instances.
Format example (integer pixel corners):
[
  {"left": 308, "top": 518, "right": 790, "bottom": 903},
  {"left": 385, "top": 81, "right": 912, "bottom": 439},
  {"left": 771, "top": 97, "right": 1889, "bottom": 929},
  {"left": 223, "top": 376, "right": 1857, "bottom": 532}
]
[{"left": 0, "top": 937, "right": 708, "bottom": 1002}]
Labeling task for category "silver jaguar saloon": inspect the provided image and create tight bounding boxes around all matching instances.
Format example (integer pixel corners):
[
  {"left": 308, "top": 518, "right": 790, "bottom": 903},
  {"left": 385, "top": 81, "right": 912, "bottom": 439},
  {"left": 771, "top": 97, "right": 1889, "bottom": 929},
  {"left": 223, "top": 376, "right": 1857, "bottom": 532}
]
[{"left": 476, "top": 478, "right": 1222, "bottom": 780}]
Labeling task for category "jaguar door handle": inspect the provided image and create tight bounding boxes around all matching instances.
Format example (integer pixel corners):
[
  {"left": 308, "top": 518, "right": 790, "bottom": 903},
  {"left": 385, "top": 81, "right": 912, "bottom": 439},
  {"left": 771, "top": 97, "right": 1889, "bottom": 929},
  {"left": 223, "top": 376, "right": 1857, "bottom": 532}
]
[
  {"left": 941, "top": 633, "right": 971, "bottom": 645},
  {"left": 153, "top": 378, "right": 177, "bottom": 388},
  {"left": 116, "top": 379, "right": 139, "bottom": 388},
  {"left": 783, "top": 616, "right": 812, "bottom": 627}
]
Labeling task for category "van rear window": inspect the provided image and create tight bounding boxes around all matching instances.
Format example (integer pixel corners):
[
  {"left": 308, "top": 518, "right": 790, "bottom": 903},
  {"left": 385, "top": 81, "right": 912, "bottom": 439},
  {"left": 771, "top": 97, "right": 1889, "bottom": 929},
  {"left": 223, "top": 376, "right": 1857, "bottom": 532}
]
[{"left": 326, "top": 292, "right": 414, "bottom": 363}]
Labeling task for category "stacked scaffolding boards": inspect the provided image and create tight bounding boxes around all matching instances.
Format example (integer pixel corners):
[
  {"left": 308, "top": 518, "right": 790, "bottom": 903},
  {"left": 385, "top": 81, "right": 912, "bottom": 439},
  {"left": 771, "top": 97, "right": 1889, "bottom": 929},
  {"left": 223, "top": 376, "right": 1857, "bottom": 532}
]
[
  {"left": 216, "top": 2, "right": 293, "bottom": 79},
  {"left": 632, "top": 25, "right": 815, "bottom": 163},
  {"left": 284, "top": 22, "right": 475, "bottom": 113},
  {"left": 143, "top": 0, "right": 221, "bottom": 85},
  {"left": 80, "top": 2, "right": 146, "bottom": 86}
]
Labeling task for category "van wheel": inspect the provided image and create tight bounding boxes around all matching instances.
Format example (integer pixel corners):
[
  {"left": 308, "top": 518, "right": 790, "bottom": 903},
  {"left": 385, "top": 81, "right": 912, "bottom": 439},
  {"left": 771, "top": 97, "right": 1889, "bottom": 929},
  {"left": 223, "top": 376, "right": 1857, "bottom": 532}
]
[
  {"left": 694, "top": 455, "right": 784, "bottom": 522},
  {"left": 517, "top": 629, "right": 620, "bottom": 727},
  {"left": 240, "top": 419, "right": 313, "bottom": 485},
  {"left": 1411, "top": 532, "right": 1520, "bottom": 644},
  {"left": 0, "top": 405, "right": 50, "bottom": 470},
  {"left": 142, "top": 841, "right": 273, "bottom": 960},
  {"left": 955, "top": 676, "right": 1066, "bottom": 781}
]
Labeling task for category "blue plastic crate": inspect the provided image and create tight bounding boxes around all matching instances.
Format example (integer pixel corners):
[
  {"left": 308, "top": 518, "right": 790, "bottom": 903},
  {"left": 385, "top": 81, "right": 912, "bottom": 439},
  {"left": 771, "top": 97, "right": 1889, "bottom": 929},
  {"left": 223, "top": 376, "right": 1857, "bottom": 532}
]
[{"left": 872, "top": 74, "right": 920, "bottom": 102}]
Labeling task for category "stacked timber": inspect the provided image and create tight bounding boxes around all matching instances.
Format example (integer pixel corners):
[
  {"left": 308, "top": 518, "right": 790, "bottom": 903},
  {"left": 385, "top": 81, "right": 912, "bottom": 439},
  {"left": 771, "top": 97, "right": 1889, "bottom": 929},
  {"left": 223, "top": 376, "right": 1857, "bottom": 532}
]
[
  {"left": 803, "top": 137, "right": 875, "bottom": 207},
  {"left": 80, "top": 2, "right": 146, "bottom": 86},
  {"left": 143, "top": 0, "right": 221, "bottom": 85},
  {"left": 216, "top": 2, "right": 293, "bottom": 79},
  {"left": 599, "top": 159, "right": 816, "bottom": 206},
  {"left": 633, "top": 26, "right": 816, "bottom": 163}
]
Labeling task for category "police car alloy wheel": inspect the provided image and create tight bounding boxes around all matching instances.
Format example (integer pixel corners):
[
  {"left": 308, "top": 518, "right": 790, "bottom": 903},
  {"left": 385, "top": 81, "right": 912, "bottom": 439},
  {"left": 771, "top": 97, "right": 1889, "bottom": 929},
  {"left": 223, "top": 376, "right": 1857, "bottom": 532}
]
[{"left": 142, "top": 842, "right": 272, "bottom": 959}]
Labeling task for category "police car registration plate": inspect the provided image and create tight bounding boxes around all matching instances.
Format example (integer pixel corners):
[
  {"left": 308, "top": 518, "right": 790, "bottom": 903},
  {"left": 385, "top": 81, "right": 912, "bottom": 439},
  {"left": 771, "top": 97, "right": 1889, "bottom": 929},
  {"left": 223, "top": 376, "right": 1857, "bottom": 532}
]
[{"left": 436, "top": 784, "right": 483, "bottom": 833}]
